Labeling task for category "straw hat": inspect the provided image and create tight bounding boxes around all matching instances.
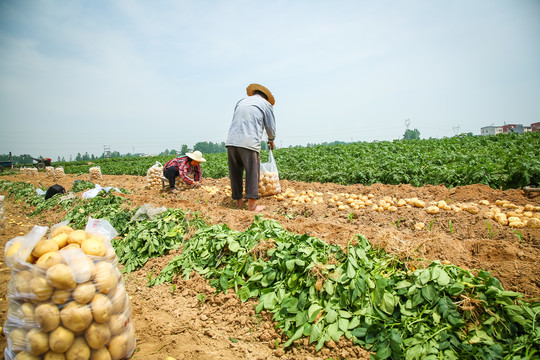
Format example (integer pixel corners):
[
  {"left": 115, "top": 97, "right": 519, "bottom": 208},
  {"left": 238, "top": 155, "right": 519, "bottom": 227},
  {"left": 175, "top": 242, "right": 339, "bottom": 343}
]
[
  {"left": 246, "top": 83, "right": 275, "bottom": 106},
  {"left": 186, "top": 151, "right": 206, "bottom": 163}
]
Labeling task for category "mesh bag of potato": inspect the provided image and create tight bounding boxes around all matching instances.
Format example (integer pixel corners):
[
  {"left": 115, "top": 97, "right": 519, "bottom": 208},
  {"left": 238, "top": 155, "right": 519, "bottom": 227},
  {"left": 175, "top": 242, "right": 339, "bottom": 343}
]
[
  {"left": 3, "top": 218, "right": 136, "bottom": 360},
  {"left": 53, "top": 167, "right": 65, "bottom": 181},
  {"left": 45, "top": 167, "right": 54, "bottom": 178},
  {"left": 259, "top": 150, "right": 281, "bottom": 197},
  {"left": 89, "top": 166, "right": 103, "bottom": 182},
  {"left": 146, "top": 161, "right": 164, "bottom": 190}
]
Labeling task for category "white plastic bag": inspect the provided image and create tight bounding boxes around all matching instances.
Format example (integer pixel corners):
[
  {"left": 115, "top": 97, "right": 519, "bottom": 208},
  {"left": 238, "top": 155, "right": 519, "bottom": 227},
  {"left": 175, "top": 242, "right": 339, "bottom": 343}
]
[{"left": 259, "top": 150, "right": 281, "bottom": 196}]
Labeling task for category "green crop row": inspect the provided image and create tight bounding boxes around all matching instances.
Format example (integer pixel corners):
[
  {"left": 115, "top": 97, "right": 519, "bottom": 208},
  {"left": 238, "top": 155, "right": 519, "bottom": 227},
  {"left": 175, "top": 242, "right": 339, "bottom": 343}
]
[{"left": 46, "top": 132, "right": 540, "bottom": 189}]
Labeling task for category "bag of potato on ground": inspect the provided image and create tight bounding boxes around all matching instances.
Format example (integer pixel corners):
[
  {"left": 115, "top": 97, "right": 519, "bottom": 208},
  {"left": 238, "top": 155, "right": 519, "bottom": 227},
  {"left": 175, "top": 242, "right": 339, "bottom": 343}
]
[
  {"left": 3, "top": 217, "right": 136, "bottom": 360},
  {"left": 53, "top": 166, "right": 65, "bottom": 181},
  {"left": 146, "top": 161, "right": 164, "bottom": 190},
  {"left": 259, "top": 150, "right": 281, "bottom": 196},
  {"left": 89, "top": 166, "right": 103, "bottom": 181},
  {"left": 45, "top": 166, "right": 54, "bottom": 178}
]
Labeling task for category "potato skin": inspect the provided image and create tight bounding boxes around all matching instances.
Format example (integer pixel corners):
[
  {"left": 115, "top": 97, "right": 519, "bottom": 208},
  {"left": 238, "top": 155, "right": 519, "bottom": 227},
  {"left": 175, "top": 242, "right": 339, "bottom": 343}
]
[
  {"left": 107, "top": 333, "right": 129, "bottom": 360},
  {"left": 85, "top": 322, "right": 111, "bottom": 349},
  {"left": 36, "top": 251, "right": 64, "bottom": 269},
  {"left": 60, "top": 301, "right": 93, "bottom": 333},
  {"left": 82, "top": 237, "right": 107, "bottom": 257},
  {"left": 90, "top": 293, "right": 113, "bottom": 323},
  {"left": 90, "top": 347, "right": 112, "bottom": 360},
  {"left": 52, "top": 225, "right": 74, "bottom": 238},
  {"left": 32, "top": 240, "right": 59, "bottom": 258},
  {"left": 66, "top": 337, "right": 91, "bottom": 360},
  {"left": 26, "top": 328, "right": 50, "bottom": 355},
  {"left": 34, "top": 302, "right": 60, "bottom": 332},
  {"left": 73, "top": 282, "right": 97, "bottom": 304},
  {"left": 93, "top": 261, "right": 117, "bottom": 294},
  {"left": 31, "top": 275, "right": 55, "bottom": 301},
  {"left": 47, "top": 263, "right": 76, "bottom": 290},
  {"left": 49, "top": 326, "right": 75, "bottom": 353},
  {"left": 51, "top": 233, "right": 69, "bottom": 249},
  {"left": 68, "top": 230, "right": 88, "bottom": 245}
]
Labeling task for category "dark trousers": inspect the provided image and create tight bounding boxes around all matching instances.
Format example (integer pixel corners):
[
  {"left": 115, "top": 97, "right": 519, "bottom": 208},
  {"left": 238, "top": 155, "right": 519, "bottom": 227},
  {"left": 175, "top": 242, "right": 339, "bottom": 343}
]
[
  {"left": 227, "top": 146, "right": 260, "bottom": 200},
  {"left": 163, "top": 167, "right": 179, "bottom": 189}
]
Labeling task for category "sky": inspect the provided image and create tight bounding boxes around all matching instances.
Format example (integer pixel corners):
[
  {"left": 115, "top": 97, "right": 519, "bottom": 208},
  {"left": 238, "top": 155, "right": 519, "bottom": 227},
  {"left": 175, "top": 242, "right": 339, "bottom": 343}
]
[{"left": 1, "top": 0, "right": 539, "bottom": 160}]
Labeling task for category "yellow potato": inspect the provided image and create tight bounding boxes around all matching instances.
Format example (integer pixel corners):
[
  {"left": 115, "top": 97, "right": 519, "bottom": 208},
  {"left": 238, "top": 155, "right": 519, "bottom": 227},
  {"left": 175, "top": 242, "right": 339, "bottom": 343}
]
[
  {"left": 14, "top": 270, "right": 33, "bottom": 294},
  {"left": 43, "top": 351, "right": 66, "bottom": 360},
  {"left": 68, "top": 230, "right": 88, "bottom": 245},
  {"left": 51, "top": 233, "right": 69, "bottom": 249},
  {"left": 93, "top": 261, "right": 118, "bottom": 294},
  {"left": 90, "top": 293, "right": 113, "bottom": 323},
  {"left": 60, "top": 301, "right": 93, "bottom": 333},
  {"left": 108, "top": 284, "right": 127, "bottom": 314},
  {"left": 108, "top": 332, "right": 130, "bottom": 360},
  {"left": 26, "top": 328, "right": 50, "bottom": 355},
  {"left": 5, "top": 241, "right": 22, "bottom": 259},
  {"left": 85, "top": 322, "right": 111, "bottom": 349},
  {"left": 34, "top": 302, "right": 60, "bottom": 332},
  {"left": 31, "top": 275, "right": 55, "bottom": 301},
  {"left": 90, "top": 347, "right": 112, "bottom": 360},
  {"left": 81, "top": 237, "right": 107, "bottom": 257},
  {"left": 36, "top": 251, "right": 64, "bottom": 269},
  {"left": 52, "top": 225, "right": 74, "bottom": 238},
  {"left": 51, "top": 289, "right": 72, "bottom": 305},
  {"left": 47, "top": 263, "right": 76, "bottom": 290},
  {"left": 60, "top": 243, "right": 81, "bottom": 252},
  {"left": 14, "top": 351, "right": 41, "bottom": 360},
  {"left": 73, "top": 282, "right": 97, "bottom": 304},
  {"left": 20, "top": 302, "right": 36, "bottom": 324},
  {"left": 66, "top": 337, "right": 91, "bottom": 360},
  {"left": 70, "top": 255, "right": 96, "bottom": 283},
  {"left": 32, "top": 240, "right": 59, "bottom": 258},
  {"left": 49, "top": 326, "right": 75, "bottom": 353},
  {"left": 9, "top": 328, "right": 28, "bottom": 350},
  {"left": 107, "top": 312, "right": 129, "bottom": 336}
]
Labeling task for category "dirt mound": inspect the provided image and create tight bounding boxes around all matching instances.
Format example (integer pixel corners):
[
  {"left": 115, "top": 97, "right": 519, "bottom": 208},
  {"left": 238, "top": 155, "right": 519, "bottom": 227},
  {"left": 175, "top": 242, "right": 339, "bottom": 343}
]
[{"left": 1, "top": 172, "right": 538, "bottom": 359}]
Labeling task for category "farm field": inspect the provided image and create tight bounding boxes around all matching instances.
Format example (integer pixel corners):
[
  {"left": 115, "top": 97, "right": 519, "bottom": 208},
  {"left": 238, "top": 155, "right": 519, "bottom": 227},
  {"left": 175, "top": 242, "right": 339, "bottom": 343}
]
[{"left": 0, "top": 135, "right": 540, "bottom": 360}]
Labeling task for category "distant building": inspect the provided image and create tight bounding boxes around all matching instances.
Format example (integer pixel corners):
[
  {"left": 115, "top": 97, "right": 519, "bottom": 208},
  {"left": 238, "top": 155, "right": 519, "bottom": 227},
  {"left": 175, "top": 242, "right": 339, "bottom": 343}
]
[
  {"left": 480, "top": 125, "right": 503, "bottom": 135},
  {"left": 481, "top": 123, "right": 536, "bottom": 135}
]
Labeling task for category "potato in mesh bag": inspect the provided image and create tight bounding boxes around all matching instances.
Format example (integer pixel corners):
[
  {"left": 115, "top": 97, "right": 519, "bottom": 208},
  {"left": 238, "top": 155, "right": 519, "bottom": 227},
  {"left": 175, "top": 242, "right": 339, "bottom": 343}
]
[
  {"left": 146, "top": 161, "right": 164, "bottom": 190},
  {"left": 3, "top": 218, "right": 136, "bottom": 360},
  {"left": 258, "top": 150, "right": 281, "bottom": 197},
  {"left": 89, "top": 166, "right": 102, "bottom": 181}
]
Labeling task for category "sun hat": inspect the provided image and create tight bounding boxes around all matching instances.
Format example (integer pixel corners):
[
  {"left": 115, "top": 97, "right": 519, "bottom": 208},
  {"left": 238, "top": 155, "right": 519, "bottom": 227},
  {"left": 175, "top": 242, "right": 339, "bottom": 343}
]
[
  {"left": 246, "top": 83, "right": 275, "bottom": 106},
  {"left": 186, "top": 150, "right": 206, "bottom": 163}
]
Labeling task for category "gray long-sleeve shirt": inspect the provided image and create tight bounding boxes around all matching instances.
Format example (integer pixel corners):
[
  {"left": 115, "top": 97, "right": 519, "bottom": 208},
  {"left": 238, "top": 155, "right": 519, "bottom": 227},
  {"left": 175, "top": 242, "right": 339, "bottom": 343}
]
[{"left": 226, "top": 94, "right": 276, "bottom": 152}]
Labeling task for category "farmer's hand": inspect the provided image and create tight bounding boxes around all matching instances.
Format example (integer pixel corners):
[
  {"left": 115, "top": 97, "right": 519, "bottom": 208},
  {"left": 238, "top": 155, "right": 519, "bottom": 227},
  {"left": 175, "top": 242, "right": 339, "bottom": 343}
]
[{"left": 268, "top": 141, "right": 275, "bottom": 150}]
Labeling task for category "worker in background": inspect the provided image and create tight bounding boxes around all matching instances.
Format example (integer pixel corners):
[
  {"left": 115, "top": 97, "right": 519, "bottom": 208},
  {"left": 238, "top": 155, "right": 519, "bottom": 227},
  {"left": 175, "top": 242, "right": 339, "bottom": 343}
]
[
  {"left": 226, "top": 83, "right": 276, "bottom": 211},
  {"left": 163, "top": 150, "right": 206, "bottom": 192}
]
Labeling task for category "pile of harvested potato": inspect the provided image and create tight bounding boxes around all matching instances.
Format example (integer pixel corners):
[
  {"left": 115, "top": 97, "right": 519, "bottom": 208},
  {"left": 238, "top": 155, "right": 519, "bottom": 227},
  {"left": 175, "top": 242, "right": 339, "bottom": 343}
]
[{"left": 3, "top": 222, "right": 136, "bottom": 360}]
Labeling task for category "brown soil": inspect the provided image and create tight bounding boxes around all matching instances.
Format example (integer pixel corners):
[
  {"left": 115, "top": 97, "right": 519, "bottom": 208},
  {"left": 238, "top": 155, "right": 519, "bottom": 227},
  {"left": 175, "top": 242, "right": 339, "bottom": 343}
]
[{"left": 1, "top": 173, "right": 539, "bottom": 360}]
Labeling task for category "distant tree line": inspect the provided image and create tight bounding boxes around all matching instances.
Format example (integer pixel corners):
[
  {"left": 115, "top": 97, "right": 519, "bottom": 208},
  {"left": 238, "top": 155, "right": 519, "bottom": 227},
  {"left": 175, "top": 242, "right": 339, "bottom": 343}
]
[{"left": 4, "top": 133, "right": 431, "bottom": 164}]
